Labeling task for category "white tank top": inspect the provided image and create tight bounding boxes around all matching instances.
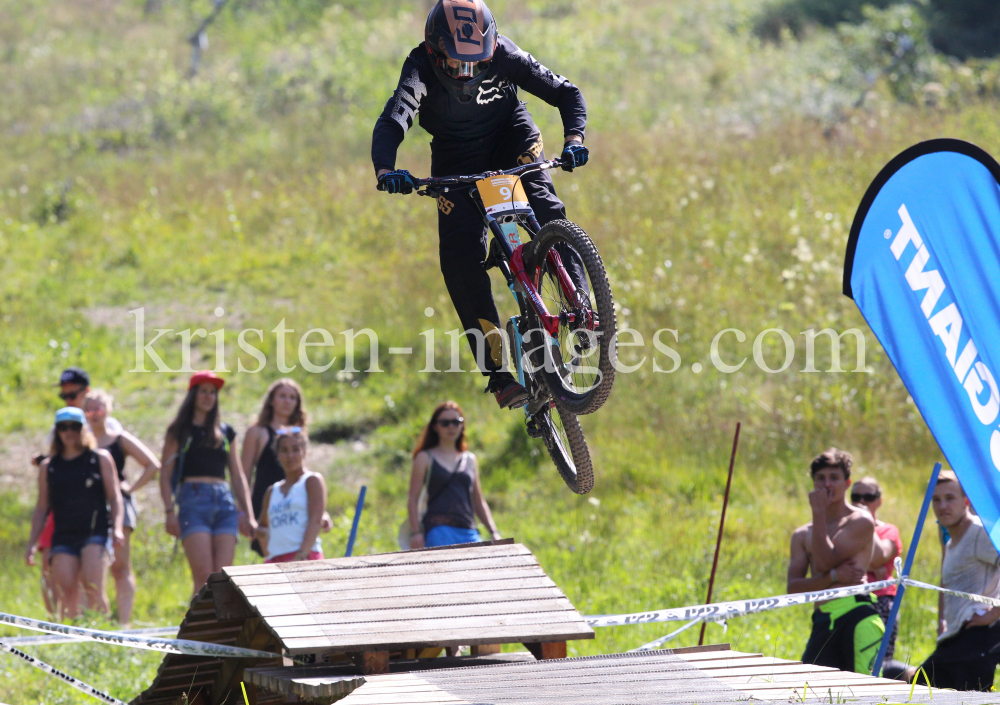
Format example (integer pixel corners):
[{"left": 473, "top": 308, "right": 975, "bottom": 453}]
[{"left": 265, "top": 471, "right": 323, "bottom": 560}]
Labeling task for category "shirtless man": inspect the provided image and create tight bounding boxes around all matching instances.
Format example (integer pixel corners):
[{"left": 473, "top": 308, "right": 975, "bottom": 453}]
[{"left": 787, "top": 448, "right": 883, "bottom": 673}]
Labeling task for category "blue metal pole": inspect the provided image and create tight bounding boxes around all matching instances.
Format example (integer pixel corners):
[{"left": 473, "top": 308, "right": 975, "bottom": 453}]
[
  {"left": 872, "top": 462, "right": 941, "bottom": 676},
  {"left": 344, "top": 485, "right": 367, "bottom": 557}
]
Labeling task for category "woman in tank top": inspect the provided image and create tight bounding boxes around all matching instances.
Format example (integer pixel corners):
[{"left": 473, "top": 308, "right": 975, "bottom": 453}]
[
  {"left": 25, "top": 407, "right": 124, "bottom": 620},
  {"left": 83, "top": 389, "right": 161, "bottom": 625},
  {"left": 407, "top": 401, "right": 502, "bottom": 549},
  {"left": 242, "top": 378, "right": 309, "bottom": 557},
  {"left": 255, "top": 429, "right": 327, "bottom": 563},
  {"left": 159, "top": 371, "right": 256, "bottom": 594}
]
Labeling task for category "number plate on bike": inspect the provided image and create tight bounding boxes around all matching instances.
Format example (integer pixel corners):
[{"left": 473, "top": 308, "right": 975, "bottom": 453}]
[{"left": 477, "top": 175, "right": 531, "bottom": 216}]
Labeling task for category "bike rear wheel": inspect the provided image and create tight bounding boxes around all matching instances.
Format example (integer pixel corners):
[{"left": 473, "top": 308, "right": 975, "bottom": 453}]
[
  {"left": 536, "top": 402, "right": 594, "bottom": 495},
  {"left": 523, "top": 219, "right": 617, "bottom": 415}
]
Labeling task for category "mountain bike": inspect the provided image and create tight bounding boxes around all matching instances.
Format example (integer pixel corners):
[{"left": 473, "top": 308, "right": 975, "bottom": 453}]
[{"left": 412, "top": 157, "right": 617, "bottom": 494}]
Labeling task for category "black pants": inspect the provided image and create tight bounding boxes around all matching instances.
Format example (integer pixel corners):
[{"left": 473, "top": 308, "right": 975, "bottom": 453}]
[
  {"left": 432, "top": 108, "right": 582, "bottom": 374},
  {"left": 916, "top": 623, "right": 1000, "bottom": 691}
]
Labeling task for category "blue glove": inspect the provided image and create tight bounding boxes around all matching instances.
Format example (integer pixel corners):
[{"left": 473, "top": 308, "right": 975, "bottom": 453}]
[
  {"left": 561, "top": 142, "right": 589, "bottom": 172},
  {"left": 377, "top": 169, "right": 416, "bottom": 194}
]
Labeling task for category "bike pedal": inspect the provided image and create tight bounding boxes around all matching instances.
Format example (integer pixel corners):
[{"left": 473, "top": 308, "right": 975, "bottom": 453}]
[{"left": 525, "top": 419, "right": 544, "bottom": 439}]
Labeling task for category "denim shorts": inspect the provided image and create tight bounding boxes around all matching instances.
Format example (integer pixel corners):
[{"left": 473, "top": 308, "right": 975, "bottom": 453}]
[
  {"left": 50, "top": 533, "right": 112, "bottom": 561},
  {"left": 177, "top": 482, "right": 239, "bottom": 540}
]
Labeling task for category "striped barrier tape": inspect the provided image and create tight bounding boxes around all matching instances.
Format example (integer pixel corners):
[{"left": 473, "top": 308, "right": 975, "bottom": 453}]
[
  {"left": 0, "top": 640, "right": 127, "bottom": 705},
  {"left": 1, "top": 626, "right": 177, "bottom": 647},
  {"left": 901, "top": 577, "right": 1000, "bottom": 607},
  {"left": 0, "top": 610, "right": 278, "bottom": 660},
  {"left": 584, "top": 577, "right": 899, "bottom": 628}
]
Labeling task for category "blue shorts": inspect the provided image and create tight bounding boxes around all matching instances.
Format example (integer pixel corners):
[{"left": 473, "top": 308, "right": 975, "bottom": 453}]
[
  {"left": 425, "top": 525, "right": 481, "bottom": 548},
  {"left": 50, "top": 534, "right": 112, "bottom": 561},
  {"left": 177, "top": 482, "right": 239, "bottom": 540}
]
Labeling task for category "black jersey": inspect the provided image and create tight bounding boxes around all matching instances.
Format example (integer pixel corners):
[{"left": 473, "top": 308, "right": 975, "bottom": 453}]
[
  {"left": 180, "top": 424, "right": 236, "bottom": 481},
  {"left": 422, "top": 453, "right": 477, "bottom": 534},
  {"left": 103, "top": 436, "right": 126, "bottom": 483},
  {"left": 371, "top": 36, "right": 586, "bottom": 172},
  {"left": 48, "top": 449, "right": 109, "bottom": 543}
]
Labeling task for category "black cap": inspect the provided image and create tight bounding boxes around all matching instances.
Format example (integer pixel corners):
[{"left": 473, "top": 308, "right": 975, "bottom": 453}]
[{"left": 57, "top": 367, "right": 90, "bottom": 387}]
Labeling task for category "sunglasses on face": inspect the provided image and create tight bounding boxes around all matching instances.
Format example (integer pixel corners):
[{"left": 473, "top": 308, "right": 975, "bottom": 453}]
[
  {"left": 851, "top": 492, "right": 880, "bottom": 503},
  {"left": 437, "top": 418, "right": 464, "bottom": 428},
  {"left": 56, "top": 422, "right": 83, "bottom": 433},
  {"left": 59, "top": 389, "right": 84, "bottom": 401}
]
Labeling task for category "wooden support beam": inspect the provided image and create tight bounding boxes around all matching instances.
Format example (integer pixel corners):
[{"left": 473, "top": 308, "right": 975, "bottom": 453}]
[
  {"left": 469, "top": 644, "right": 502, "bottom": 656},
  {"left": 522, "top": 641, "right": 566, "bottom": 660},
  {"left": 349, "top": 650, "right": 390, "bottom": 675}
]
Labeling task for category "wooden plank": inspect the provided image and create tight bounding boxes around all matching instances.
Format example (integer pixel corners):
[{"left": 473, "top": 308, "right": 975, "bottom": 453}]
[
  {"left": 272, "top": 610, "right": 588, "bottom": 639},
  {"left": 227, "top": 543, "right": 530, "bottom": 577},
  {"left": 264, "top": 597, "right": 576, "bottom": 628},
  {"left": 253, "top": 584, "right": 564, "bottom": 618},
  {"left": 232, "top": 555, "right": 542, "bottom": 591},
  {"left": 240, "top": 569, "right": 554, "bottom": 599},
  {"left": 282, "top": 625, "right": 596, "bottom": 653}
]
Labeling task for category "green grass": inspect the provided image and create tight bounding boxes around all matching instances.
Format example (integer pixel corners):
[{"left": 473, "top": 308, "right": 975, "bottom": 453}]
[{"left": 2, "top": 0, "right": 1000, "bottom": 701}]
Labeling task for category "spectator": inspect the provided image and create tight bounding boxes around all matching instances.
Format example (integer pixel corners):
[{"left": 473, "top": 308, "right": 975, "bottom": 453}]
[
  {"left": 242, "top": 378, "right": 308, "bottom": 557},
  {"left": 254, "top": 428, "right": 326, "bottom": 563},
  {"left": 851, "top": 476, "right": 903, "bottom": 664},
  {"left": 32, "top": 367, "right": 125, "bottom": 614},
  {"left": 84, "top": 389, "right": 161, "bottom": 625},
  {"left": 787, "top": 448, "right": 884, "bottom": 674},
  {"left": 407, "top": 401, "right": 501, "bottom": 549},
  {"left": 159, "top": 371, "right": 256, "bottom": 594},
  {"left": 912, "top": 470, "right": 1000, "bottom": 691},
  {"left": 25, "top": 408, "right": 124, "bottom": 620}
]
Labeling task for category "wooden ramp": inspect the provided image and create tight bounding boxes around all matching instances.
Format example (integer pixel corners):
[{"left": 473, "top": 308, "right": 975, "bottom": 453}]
[
  {"left": 244, "top": 644, "right": 1000, "bottom": 704},
  {"left": 132, "top": 542, "right": 592, "bottom": 704}
]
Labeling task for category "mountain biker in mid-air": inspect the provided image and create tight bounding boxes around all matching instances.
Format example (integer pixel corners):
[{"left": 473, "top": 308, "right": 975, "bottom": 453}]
[{"left": 371, "top": 0, "right": 590, "bottom": 410}]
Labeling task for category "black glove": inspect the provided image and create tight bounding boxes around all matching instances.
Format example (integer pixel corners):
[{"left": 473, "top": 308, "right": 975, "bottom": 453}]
[
  {"left": 377, "top": 169, "right": 416, "bottom": 194},
  {"left": 560, "top": 143, "right": 589, "bottom": 172}
]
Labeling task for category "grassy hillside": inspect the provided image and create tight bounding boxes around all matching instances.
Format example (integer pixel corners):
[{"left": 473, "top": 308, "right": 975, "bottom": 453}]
[{"left": 2, "top": 0, "right": 1000, "bottom": 701}]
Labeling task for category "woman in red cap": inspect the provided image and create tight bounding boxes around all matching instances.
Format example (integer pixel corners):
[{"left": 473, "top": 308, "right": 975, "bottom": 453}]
[{"left": 159, "top": 371, "right": 256, "bottom": 594}]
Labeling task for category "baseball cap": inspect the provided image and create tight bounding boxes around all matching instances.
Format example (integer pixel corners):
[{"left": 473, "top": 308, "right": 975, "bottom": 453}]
[
  {"left": 54, "top": 407, "right": 87, "bottom": 425},
  {"left": 189, "top": 370, "right": 225, "bottom": 390},
  {"left": 57, "top": 367, "right": 90, "bottom": 387}
]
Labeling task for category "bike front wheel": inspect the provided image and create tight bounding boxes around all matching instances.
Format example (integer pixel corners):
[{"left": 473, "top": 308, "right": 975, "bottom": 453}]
[
  {"left": 523, "top": 219, "right": 617, "bottom": 415},
  {"left": 536, "top": 402, "right": 594, "bottom": 495}
]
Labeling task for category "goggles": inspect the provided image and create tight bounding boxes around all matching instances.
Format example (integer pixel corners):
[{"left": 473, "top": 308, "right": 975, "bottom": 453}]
[{"left": 432, "top": 52, "right": 490, "bottom": 80}]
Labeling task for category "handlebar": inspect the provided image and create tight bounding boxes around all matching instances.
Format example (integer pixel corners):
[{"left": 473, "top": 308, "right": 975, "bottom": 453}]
[{"left": 414, "top": 157, "right": 566, "bottom": 196}]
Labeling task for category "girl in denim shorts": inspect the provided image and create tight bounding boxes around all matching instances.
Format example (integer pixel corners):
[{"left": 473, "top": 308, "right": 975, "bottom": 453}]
[
  {"left": 159, "top": 371, "right": 256, "bottom": 595},
  {"left": 25, "top": 407, "right": 125, "bottom": 620}
]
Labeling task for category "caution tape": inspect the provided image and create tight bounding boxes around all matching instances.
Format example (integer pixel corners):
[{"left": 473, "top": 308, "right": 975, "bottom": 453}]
[
  {"left": 901, "top": 577, "right": 1000, "bottom": 608},
  {"left": 0, "top": 610, "right": 278, "bottom": 660},
  {"left": 0, "top": 640, "right": 127, "bottom": 705},
  {"left": 1, "top": 626, "right": 177, "bottom": 647},
  {"left": 584, "top": 578, "right": 898, "bottom": 628}
]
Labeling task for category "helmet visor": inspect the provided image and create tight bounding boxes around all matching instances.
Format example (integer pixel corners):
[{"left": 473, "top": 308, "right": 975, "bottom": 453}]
[{"left": 433, "top": 51, "right": 489, "bottom": 80}]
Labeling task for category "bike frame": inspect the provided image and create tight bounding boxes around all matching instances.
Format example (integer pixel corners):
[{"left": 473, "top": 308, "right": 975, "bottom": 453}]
[{"left": 415, "top": 159, "right": 590, "bottom": 339}]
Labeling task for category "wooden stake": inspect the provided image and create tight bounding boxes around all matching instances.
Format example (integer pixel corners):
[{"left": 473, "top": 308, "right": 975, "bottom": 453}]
[{"left": 699, "top": 422, "right": 741, "bottom": 646}]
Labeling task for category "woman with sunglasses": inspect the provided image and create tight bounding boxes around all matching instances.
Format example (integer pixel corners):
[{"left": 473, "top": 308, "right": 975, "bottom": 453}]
[
  {"left": 25, "top": 407, "right": 124, "bottom": 620},
  {"left": 407, "top": 401, "right": 501, "bottom": 549},
  {"left": 84, "top": 389, "right": 161, "bottom": 625},
  {"left": 254, "top": 429, "right": 327, "bottom": 563},
  {"left": 851, "top": 476, "right": 904, "bottom": 664},
  {"left": 242, "top": 378, "right": 309, "bottom": 557},
  {"left": 159, "top": 371, "right": 255, "bottom": 594}
]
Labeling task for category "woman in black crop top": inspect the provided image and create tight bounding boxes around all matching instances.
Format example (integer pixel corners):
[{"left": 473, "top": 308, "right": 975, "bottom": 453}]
[
  {"left": 406, "top": 401, "right": 502, "bottom": 550},
  {"left": 25, "top": 407, "right": 124, "bottom": 620},
  {"left": 158, "top": 371, "right": 256, "bottom": 594},
  {"left": 84, "top": 389, "right": 161, "bottom": 626}
]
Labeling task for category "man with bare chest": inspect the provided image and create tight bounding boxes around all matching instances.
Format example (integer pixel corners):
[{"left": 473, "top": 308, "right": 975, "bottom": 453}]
[{"left": 787, "top": 448, "right": 883, "bottom": 673}]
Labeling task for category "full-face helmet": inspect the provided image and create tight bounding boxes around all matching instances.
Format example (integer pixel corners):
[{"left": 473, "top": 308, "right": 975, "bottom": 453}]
[{"left": 424, "top": 0, "right": 498, "bottom": 81}]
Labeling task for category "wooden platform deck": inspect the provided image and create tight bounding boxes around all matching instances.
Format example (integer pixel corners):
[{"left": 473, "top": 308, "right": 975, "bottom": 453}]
[
  {"left": 132, "top": 542, "right": 592, "bottom": 704},
  {"left": 244, "top": 644, "right": 1000, "bottom": 704},
  {"left": 222, "top": 541, "right": 593, "bottom": 656}
]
